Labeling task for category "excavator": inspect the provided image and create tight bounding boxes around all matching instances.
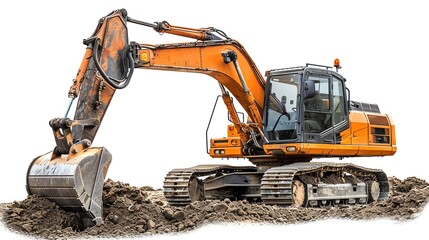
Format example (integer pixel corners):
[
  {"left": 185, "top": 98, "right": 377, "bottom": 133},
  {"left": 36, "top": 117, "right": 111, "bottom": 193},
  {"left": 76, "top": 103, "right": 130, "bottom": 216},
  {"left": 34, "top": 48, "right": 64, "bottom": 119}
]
[{"left": 26, "top": 9, "right": 396, "bottom": 227}]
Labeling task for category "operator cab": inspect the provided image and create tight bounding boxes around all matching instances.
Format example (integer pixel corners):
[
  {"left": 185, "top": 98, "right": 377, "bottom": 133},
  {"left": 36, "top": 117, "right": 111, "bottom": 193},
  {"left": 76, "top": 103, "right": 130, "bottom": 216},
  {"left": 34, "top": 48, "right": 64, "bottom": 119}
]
[{"left": 263, "top": 64, "right": 349, "bottom": 144}]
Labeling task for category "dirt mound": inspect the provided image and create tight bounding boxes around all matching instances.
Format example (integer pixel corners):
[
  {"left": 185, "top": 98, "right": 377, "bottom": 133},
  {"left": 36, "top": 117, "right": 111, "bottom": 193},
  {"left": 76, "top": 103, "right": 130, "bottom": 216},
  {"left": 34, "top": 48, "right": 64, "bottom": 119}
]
[
  {"left": 1, "top": 195, "right": 79, "bottom": 238},
  {"left": 1, "top": 177, "right": 428, "bottom": 239}
]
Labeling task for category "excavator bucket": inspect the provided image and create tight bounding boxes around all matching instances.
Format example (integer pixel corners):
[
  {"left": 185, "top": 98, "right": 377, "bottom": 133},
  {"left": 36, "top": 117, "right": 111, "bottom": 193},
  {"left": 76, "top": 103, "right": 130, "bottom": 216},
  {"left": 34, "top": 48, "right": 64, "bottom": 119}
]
[{"left": 26, "top": 147, "right": 111, "bottom": 227}]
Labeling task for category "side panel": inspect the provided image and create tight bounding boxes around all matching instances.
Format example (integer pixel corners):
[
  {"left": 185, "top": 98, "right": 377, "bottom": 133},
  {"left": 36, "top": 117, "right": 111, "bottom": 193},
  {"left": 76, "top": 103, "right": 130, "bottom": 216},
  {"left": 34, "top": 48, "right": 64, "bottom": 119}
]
[
  {"left": 263, "top": 111, "right": 396, "bottom": 158},
  {"left": 341, "top": 111, "right": 396, "bottom": 147}
]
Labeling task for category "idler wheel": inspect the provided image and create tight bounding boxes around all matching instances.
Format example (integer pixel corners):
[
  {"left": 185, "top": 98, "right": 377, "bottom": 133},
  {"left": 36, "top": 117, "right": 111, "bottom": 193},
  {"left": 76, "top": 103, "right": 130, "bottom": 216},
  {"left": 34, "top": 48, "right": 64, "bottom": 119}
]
[{"left": 292, "top": 179, "right": 306, "bottom": 207}]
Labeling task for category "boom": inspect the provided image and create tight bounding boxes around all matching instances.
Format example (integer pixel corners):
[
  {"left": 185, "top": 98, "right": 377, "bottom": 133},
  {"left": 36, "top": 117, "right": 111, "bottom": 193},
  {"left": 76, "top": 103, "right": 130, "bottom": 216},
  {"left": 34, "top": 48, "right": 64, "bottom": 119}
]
[{"left": 135, "top": 41, "right": 266, "bottom": 118}]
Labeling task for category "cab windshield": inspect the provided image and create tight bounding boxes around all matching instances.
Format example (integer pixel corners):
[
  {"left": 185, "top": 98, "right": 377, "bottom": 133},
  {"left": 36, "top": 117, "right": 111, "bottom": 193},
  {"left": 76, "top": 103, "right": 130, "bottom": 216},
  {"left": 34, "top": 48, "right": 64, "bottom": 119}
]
[{"left": 265, "top": 74, "right": 300, "bottom": 141}]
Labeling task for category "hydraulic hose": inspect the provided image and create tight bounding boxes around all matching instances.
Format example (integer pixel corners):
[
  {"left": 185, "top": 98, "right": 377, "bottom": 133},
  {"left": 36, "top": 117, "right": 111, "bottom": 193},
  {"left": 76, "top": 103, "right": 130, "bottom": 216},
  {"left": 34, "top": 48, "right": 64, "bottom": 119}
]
[{"left": 92, "top": 38, "right": 134, "bottom": 89}]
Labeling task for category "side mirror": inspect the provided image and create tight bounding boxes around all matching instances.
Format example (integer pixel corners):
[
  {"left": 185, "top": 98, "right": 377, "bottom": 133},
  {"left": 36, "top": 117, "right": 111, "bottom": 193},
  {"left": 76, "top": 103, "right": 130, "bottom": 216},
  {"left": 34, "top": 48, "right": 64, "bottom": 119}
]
[{"left": 304, "top": 81, "right": 316, "bottom": 99}]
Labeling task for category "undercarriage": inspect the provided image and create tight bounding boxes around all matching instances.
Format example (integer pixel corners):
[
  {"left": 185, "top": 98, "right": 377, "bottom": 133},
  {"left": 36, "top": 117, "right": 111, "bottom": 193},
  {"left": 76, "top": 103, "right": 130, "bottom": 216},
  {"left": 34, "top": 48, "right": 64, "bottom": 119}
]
[{"left": 163, "top": 162, "right": 389, "bottom": 207}]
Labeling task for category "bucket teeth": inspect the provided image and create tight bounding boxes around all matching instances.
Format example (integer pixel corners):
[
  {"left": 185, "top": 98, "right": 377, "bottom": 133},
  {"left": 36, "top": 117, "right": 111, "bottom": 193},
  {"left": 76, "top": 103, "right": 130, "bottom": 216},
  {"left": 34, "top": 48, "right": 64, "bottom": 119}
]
[{"left": 26, "top": 147, "right": 112, "bottom": 227}]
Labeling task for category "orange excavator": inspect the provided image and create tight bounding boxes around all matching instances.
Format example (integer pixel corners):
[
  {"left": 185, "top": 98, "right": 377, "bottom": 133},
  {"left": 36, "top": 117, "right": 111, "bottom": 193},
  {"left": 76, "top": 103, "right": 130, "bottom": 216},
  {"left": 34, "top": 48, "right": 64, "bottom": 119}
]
[{"left": 26, "top": 9, "right": 396, "bottom": 227}]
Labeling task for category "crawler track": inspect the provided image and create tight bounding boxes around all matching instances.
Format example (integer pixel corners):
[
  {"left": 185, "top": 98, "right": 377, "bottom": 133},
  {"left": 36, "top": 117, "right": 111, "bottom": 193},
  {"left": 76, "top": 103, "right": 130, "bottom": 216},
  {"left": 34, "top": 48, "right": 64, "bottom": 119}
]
[
  {"left": 164, "top": 162, "right": 389, "bottom": 207},
  {"left": 163, "top": 164, "right": 257, "bottom": 206},
  {"left": 261, "top": 162, "right": 389, "bottom": 206}
]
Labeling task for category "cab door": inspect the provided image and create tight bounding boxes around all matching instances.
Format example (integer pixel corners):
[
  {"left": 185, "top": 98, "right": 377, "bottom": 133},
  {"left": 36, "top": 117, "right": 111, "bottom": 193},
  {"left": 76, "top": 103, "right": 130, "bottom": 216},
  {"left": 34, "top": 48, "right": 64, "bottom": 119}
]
[{"left": 303, "top": 70, "right": 348, "bottom": 143}]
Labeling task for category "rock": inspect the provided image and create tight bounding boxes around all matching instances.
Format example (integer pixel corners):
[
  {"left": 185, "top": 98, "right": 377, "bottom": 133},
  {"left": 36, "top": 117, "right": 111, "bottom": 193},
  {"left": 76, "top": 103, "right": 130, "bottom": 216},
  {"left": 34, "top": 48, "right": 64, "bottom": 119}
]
[
  {"left": 213, "top": 203, "right": 228, "bottom": 212},
  {"left": 87, "top": 228, "right": 98, "bottom": 235},
  {"left": 163, "top": 208, "right": 174, "bottom": 220},
  {"left": 187, "top": 221, "right": 195, "bottom": 228},
  {"left": 32, "top": 225, "right": 41, "bottom": 231},
  {"left": 104, "top": 194, "right": 117, "bottom": 205},
  {"left": 63, "top": 227, "right": 73, "bottom": 232},
  {"left": 137, "top": 226, "right": 145, "bottom": 233},
  {"left": 227, "top": 207, "right": 238, "bottom": 213},
  {"left": 392, "top": 196, "right": 405, "bottom": 205},
  {"left": 236, "top": 208, "right": 247, "bottom": 216},
  {"left": 21, "top": 223, "right": 32, "bottom": 232},
  {"left": 146, "top": 219, "right": 156, "bottom": 230},
  {"left": 31, "top": 212, "right": 44, "bottom": 219},
  {"left": 140, "top": 186, "right": 155, "bottom": 191},
  {"left": 129, "top": 190, "right": 146, "bottom": 203},
  {"left": 173, "top": 211, "right": 186, "bottom": 221},
  {"left": 105, "top": 181, "right": 113, "bottom": 189},
  {"left": 12, "top": 208, "right": 25, "bottom": 215},
  {"left": 203, "top": 206, "right": 213, "bottom": 212},
  {"left": 177, "top": 223, "right": 185, "bottom": 231},
  {"left": 109, "top": 215, "right": 120, "bottom": 224},
  {"left": 408, "top": 208, "right": 418, "bottom": 214},
  {"left": 136, "top": 219, "right": 146, "bottom": 225},
  {"left": 134, "top": 204, "right": 142, "bottom": 211}
]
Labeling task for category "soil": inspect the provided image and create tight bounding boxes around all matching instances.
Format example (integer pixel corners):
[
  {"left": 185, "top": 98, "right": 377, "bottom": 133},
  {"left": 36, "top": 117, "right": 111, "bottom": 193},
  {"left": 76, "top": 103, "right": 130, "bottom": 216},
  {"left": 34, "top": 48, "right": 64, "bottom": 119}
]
[{"left": 1, "top": 176, "right": 428, "bottom": 239}]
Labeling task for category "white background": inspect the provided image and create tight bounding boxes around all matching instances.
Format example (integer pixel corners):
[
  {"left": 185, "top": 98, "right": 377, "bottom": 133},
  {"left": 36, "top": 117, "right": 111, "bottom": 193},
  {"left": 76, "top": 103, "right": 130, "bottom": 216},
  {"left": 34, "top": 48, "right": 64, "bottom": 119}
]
[{"left": 1, "top": 0, "right": 428, "bottom": 239}]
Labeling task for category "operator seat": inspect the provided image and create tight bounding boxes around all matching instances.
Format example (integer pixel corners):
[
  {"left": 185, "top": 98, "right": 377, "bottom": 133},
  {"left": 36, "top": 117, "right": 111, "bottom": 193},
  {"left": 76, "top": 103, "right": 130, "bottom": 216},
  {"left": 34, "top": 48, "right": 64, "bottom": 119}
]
[{"left": 304, "top": 92, "right": 326, "bottom": 133}]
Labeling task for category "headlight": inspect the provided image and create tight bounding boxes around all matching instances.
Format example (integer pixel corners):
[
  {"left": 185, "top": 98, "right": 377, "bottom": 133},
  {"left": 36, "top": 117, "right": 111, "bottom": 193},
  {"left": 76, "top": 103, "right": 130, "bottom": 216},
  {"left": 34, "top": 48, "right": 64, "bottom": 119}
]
[{"left": 286, "top": 146, "right": 297, "bottom": 152}]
